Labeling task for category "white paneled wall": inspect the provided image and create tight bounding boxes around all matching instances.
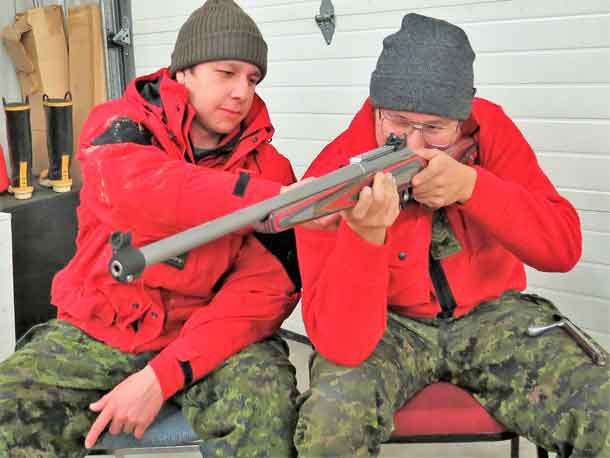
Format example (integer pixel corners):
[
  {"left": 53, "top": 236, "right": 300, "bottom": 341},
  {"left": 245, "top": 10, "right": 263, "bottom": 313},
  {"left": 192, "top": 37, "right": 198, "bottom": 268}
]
[{"left": 131, "top": 0, "right": 610, "bottom": 349}]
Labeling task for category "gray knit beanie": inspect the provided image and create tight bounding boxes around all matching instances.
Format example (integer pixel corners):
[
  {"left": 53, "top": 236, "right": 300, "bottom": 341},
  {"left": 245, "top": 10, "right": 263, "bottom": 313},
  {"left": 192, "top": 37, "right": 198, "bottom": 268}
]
[
  {"left": 370, "top": 13, "right": 475, "bottom": 120},
  {"left": 170, "top": 0, "right": 267, "bottom": 80}
]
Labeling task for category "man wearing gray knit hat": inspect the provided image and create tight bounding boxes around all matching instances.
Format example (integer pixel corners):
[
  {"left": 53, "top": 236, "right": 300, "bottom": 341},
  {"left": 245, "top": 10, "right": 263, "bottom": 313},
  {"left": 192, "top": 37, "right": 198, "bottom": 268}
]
[
  {"left": 0, "top": 1, "right": 302, "bottom": 457},
  {"left": 370, "top": 13, "right": 475, "bottom": 120},
  {"left": 295, "top": 13, "right": 608, "bottom": 458}
]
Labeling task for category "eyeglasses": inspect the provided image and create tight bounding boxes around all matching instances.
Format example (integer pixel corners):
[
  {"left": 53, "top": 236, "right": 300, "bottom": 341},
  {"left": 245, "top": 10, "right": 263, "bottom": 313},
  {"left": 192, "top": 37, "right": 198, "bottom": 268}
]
[{"left": 378, "top": 109, "right": 460, "bottom": 148}]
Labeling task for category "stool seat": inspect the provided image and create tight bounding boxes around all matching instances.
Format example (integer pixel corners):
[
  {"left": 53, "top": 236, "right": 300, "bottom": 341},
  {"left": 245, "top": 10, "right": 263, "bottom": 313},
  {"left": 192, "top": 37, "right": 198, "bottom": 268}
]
[
  {"left": 92, "top": 404, "right": 198, "bottom": 450},
  {"left": 391, "top": 382, "right": 506, "bottom": 438}
]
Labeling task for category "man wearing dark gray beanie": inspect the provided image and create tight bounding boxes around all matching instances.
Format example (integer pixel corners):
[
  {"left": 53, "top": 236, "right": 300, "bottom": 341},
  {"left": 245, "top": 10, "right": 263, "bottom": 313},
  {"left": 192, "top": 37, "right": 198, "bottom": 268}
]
[
  {"left": 295, "top": 13, "right": 608, "bottom": 458},
  {"left": 0, "top": 1, "right": 302, "bottom": 457}
]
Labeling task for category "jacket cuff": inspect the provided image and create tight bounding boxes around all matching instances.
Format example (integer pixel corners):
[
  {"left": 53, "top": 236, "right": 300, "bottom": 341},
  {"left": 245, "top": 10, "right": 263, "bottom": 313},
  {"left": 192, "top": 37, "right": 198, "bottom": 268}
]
[
  {"left": 148, "top": 349, "right": 185, "bottom": 400},
  {"left": 460, "top": 166, "right": 511, "bottom": 224}
]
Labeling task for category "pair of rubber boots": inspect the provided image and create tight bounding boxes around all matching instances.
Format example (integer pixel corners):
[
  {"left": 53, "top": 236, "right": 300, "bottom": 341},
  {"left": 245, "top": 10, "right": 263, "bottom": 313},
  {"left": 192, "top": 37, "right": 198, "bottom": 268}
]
[{"left": 1, "top": 93, "right": 74, "bottom": 200}]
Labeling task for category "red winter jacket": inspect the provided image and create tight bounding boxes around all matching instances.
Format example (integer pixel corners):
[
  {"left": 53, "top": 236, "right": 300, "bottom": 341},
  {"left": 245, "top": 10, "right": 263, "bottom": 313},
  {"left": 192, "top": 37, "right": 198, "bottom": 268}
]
[
  {"left": 295, "top": 97, "right": 581, "bottom": 366},
  {"left": 51, "top": 68, "right": 300, "bottom": 399}
]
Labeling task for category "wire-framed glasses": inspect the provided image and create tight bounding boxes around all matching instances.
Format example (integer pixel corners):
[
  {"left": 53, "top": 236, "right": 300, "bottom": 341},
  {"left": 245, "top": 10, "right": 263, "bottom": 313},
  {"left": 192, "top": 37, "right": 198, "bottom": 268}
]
[{"left": 378, "top": 109, "right": 460, "bottom": 148}]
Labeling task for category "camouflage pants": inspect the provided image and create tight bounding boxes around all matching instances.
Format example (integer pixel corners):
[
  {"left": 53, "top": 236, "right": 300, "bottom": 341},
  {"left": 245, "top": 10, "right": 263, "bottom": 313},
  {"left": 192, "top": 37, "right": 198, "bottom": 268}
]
[
  {"left": 0, "top": 319, "right": 298, "bottom": 458},
  {"left": 295, "top": 291, "right": 610, "bottom": 457}
]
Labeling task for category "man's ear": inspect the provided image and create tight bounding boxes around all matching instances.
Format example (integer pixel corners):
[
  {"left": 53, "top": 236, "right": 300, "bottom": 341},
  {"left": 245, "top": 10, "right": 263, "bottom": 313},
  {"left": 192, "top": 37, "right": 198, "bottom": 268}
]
[{"left": 175, "top": 70, "right": 186, "bottom": 84}]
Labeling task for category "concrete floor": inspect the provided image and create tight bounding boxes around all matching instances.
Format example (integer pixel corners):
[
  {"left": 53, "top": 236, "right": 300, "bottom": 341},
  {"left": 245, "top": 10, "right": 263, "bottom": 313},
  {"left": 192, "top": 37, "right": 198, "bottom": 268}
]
[{"left": 88, "top": 339, "right": 545, "bottom": 458}]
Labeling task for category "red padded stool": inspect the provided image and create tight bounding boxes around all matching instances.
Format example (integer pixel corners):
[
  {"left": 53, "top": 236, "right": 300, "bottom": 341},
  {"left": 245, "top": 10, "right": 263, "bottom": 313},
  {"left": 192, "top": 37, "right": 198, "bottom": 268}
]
[
  {"left": 390, "top": 382, "right": 523, "bottom": 457},
  {"left": 392, "top": 382, "right": 508, "bottom": 437}
]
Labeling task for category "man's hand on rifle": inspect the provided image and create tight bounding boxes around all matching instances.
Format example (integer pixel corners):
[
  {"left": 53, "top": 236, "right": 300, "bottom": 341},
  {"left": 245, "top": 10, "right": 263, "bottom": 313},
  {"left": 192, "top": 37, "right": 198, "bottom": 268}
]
[
  {"left": 282, "top": 178, "right": 342, "bottom": 231},
  {"left": 411, "top": 147, "right": 477, "bottom": 209},
  {"left": 343, "top": 171, "right": 399, "bottom": 245}
]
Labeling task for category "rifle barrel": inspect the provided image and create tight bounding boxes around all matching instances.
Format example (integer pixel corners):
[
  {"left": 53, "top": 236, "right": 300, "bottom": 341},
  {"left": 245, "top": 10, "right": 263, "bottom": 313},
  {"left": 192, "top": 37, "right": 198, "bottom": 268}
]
[{"left": 109, "top": 142, "right": 410, "bottom": 283}]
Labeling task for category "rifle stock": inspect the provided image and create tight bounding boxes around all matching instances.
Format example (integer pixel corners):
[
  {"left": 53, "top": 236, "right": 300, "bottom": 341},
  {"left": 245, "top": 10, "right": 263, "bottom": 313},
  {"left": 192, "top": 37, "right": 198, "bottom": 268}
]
[{"left": 109, "top": 134, "right": 477, "bottom": 283}]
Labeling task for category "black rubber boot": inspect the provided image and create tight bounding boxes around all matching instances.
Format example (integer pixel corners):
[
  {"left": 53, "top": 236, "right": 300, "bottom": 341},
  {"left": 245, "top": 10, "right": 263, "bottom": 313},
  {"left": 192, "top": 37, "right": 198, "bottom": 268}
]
[
  {"left": 3, "top": 97, "right": 34, "bottom": 200},
  {"left": 40, "top": 92, "right": 73, "bottom": 192}
]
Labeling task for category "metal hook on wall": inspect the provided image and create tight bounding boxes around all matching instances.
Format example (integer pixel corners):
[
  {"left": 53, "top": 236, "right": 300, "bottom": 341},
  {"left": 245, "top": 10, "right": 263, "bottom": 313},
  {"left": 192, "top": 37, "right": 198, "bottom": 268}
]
[{"left": 315, "top": 0, "right": 335, "bottom": 45}]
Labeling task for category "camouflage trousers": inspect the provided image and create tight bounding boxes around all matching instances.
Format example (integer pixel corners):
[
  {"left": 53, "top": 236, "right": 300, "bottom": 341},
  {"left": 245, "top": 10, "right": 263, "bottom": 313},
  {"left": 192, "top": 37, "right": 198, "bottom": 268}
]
[
  {"left": 0, "top": 319, "right": 298, "bottom": 458},
  {"left": 295, "top": 291, "right": 610, "bottom": 457}
]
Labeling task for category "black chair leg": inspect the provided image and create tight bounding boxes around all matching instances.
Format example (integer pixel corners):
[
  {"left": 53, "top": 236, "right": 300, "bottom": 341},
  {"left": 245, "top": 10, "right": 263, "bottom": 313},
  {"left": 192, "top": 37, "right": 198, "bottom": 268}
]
[
  {"left": 510, "top": 435, "right": 520, "bottom": 458},
  {"left": 537, "top": 446, "right": 549, "bottom": 458}
]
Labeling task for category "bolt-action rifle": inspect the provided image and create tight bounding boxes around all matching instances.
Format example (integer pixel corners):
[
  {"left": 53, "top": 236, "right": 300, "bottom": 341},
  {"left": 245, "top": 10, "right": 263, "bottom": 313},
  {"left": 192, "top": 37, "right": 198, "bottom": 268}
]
[{"left": 109, "top": 134, "right": 477, "bottom": 284}]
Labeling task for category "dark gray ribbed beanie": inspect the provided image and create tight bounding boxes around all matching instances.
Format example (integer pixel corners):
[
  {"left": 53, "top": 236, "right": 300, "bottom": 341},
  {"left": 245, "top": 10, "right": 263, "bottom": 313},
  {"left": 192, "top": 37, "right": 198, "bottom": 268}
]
[
  {"left": 370, "top": 13, "right": 475, "bottom": 120},
  {"left": 170, "top": 0, "right": 267, "bottom": 80}
]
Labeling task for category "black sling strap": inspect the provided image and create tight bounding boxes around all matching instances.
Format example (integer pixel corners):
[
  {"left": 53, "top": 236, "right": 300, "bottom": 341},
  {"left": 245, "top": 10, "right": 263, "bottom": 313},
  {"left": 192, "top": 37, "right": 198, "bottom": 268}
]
[
  {"left": 429, "top": 208, "right": 459, "bottom": 319},
  {"left": 429, "top": 252, "right": 458, "bottom": 319}
]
